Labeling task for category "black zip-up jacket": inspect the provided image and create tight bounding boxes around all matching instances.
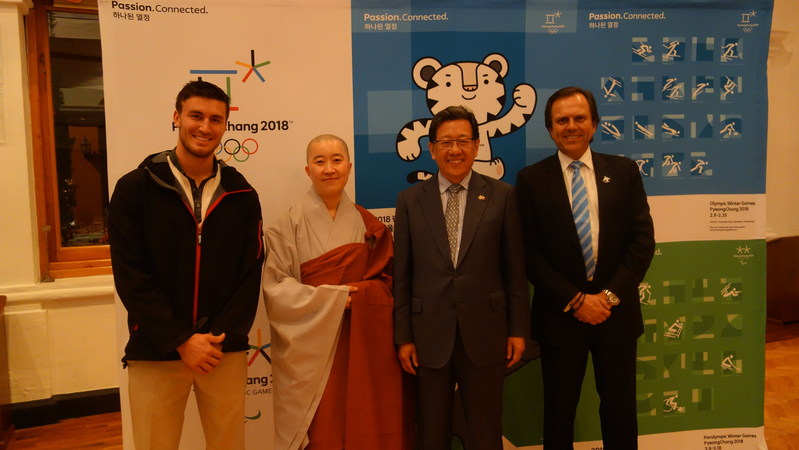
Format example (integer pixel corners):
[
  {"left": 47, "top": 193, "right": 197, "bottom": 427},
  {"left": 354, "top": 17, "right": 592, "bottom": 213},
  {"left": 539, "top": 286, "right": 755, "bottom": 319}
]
[{"left": 108, "top": 150, "right": 264, "bottom": 363}]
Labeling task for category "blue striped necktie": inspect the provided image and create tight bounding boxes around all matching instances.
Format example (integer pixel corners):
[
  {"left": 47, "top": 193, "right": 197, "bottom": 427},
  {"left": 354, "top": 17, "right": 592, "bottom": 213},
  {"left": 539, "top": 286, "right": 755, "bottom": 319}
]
[{"left": 570, "top": 161, "right": 595, "bottom": 279}]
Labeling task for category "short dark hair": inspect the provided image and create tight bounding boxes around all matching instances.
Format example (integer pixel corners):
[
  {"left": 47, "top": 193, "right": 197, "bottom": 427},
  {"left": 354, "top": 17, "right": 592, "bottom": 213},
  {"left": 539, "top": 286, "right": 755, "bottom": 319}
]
[
  {"left": 544, "top": 86, "right": 599, "bottom": 131},
  {"left": 175, "top": 80, "right": 230, "bottom": 118},
  {"left": 429, "top": 105, "right": 479, "bottom": 141}
]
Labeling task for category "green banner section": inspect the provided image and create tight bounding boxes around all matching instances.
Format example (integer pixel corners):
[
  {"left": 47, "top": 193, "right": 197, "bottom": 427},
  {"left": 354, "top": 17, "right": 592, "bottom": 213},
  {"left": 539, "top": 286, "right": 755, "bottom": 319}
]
[{"left": 503, "top": 239, "right": 766, "bottom": 446}]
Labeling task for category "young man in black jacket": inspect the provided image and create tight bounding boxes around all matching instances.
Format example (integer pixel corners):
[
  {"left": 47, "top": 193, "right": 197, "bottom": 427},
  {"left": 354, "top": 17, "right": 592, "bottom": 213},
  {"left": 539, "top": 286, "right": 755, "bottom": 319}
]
[{"left": 108, "top": 80, "right": 264, "bottom": 450}]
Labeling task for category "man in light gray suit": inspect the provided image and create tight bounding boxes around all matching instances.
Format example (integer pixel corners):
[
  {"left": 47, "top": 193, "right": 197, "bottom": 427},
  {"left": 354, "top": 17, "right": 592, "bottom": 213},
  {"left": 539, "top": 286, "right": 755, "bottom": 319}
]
[{"left": 393, "top": 105, "right": 530, "bottom": 450}]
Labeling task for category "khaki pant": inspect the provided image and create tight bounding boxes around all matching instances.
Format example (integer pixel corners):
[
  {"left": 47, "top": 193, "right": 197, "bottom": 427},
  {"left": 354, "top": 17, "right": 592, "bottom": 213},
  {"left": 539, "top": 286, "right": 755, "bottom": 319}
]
[{"left": 128, "top": 352, "right": 247, "bottom": 450}]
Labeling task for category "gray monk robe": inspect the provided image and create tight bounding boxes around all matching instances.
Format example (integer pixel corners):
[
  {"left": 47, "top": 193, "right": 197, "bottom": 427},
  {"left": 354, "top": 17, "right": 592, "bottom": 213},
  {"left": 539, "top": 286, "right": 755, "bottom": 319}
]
[{"left": 263, "top": 189, "right": 413, "bottom": 450}]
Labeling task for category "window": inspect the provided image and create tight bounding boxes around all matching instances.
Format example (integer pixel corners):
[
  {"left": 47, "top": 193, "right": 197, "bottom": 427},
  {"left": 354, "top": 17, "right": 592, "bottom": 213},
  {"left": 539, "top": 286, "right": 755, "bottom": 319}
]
[{"left": 28, "top": 0, "right": 111, "bottom": 279}]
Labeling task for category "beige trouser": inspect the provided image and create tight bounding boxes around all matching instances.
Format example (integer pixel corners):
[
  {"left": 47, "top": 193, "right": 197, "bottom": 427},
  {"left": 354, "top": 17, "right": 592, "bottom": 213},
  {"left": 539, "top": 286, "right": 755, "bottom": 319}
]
[{"left": 127, "top": 351, "right": 247, "bottom": 450}]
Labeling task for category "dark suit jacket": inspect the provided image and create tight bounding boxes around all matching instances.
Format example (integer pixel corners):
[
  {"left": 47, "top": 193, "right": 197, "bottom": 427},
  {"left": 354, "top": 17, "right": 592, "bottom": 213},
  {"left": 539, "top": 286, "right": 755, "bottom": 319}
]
[
  {"left": 393, "top": 172, "right": 530, "bottom": 369},
  {"left": 515, "top": 152, "right": 655, "bottom": 347}
]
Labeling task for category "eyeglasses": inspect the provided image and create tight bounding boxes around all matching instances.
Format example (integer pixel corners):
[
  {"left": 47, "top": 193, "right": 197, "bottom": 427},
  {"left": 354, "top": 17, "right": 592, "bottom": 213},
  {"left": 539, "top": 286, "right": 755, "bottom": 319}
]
[{"left": 432, "top": 138, "right": 475, "bottom": 149}]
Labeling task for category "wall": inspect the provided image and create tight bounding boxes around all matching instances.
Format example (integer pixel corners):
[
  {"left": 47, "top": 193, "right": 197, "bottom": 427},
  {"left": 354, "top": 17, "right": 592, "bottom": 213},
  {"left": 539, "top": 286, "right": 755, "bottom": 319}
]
[
  {"left": 3, "top": 277, "right": 118, "bottom": 402},
  {"left": 0, "top": 0, "right": 37, "bottom": 286},
  {"left": 0, "top": 0, "right": 119, "bottom": 405},
  {"left": 766, "top": 0, "right": 799, "bottom": 239},
  {"left": 0, "top": 0, "right": 797, "bottom": 407}
]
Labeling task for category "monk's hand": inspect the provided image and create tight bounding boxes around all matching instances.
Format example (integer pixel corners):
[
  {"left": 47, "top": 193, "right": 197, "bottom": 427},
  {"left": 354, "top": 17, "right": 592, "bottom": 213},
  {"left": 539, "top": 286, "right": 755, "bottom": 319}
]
[
  {"left": 177, "top": 332, "right": 225, "bottom": 374},
  {"left": 345, "top": 286, "right": 358, "bottom": 309},
  {"left": 398, "top": 343, "right": 418, "bottom": 375},
  {"left": 573, "top": 293, "right": 611, "bottom": 325},
  {"left": 506, "top": 336, "right": 525, "bottom": 367}
]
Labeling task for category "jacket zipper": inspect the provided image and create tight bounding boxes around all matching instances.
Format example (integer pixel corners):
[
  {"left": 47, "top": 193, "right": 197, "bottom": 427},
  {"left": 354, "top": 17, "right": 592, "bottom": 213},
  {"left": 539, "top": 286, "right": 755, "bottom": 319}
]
[{"left": 183, "top": 189, "right": 254, "bottom": 328}]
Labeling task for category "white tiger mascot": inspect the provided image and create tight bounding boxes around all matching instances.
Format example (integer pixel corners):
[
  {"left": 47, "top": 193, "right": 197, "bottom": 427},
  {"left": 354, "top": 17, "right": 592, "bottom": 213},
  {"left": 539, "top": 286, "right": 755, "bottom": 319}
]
[{"left": 396, "top": 53, "right": 536, "bottom": 182}]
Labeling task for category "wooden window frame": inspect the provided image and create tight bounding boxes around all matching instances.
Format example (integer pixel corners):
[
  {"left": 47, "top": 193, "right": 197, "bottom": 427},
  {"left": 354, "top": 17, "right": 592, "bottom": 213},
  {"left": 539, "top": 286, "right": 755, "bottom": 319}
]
[{"left": 27, "top": 0, "right": 111, "bottom": 279}]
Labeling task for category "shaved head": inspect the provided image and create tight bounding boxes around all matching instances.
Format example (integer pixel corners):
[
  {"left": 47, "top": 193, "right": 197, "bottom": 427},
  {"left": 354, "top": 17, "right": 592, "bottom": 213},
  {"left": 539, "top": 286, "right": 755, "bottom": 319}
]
[{"left": 306, "top": 134, "right": 350, "bottom": 163}]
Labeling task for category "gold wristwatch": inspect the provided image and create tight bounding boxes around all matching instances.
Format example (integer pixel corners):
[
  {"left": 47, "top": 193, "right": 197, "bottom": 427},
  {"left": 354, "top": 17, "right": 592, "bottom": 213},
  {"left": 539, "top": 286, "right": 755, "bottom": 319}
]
[{"left": 603, "top": 289, "right": 620, "bottom": 306}]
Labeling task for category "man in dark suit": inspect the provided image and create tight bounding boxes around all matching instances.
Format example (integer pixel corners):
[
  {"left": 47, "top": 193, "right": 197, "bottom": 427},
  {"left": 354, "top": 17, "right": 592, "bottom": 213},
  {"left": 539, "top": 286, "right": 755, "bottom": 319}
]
[
  {"left": 394, "top": 105, "right": 530, "bottom": 450},
  {"left": 515, "top": 87, "right": 655, "bottom": 449}
]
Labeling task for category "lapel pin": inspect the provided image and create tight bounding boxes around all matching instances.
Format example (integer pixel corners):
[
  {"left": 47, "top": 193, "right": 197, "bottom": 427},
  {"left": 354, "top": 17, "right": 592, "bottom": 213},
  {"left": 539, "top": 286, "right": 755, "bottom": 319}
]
[
  {"left": 478, "top": 194, "right": 486, "bottom": 200},
  {"left": 603, "top": 176, "right": 611, "bottom": 184}
]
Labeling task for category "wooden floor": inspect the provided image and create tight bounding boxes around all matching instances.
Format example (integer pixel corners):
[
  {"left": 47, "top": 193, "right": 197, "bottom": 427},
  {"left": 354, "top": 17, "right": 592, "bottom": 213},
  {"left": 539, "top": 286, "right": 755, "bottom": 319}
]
[
  {"left": 762, "top": 320, "right": 799, "bottom": 450},
  {"left": 7, "top": 321, "right": 799, "bottom": 449},
  {"left": 7, "top": 412, "right": 122, "bottom": 449}
]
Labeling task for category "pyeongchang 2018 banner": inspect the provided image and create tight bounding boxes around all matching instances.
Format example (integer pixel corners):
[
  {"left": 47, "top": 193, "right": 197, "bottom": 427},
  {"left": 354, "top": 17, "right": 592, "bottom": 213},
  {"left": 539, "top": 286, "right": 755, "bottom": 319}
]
[{"left": 99, "top": 0, "right": 772, "bottom": 448}]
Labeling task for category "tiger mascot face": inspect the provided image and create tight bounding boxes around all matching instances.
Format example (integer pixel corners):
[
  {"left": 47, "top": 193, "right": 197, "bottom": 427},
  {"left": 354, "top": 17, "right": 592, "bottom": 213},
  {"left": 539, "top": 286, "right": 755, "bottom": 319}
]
[{"left": 412, "top": 54, "right": 510, "bottom": 124}]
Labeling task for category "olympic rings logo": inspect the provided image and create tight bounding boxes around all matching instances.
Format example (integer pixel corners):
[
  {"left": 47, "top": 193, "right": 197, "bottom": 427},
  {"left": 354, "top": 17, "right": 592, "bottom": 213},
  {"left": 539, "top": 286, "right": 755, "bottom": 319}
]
[{"left": 216, "top": 138, "right": 259, "bottom": 162}]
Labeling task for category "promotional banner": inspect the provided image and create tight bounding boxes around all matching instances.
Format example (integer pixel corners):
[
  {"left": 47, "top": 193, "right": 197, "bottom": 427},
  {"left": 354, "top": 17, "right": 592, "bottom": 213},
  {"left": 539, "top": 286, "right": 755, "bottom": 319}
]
[
  {"left": 99, "top": 0, "right": 772, "bottom": 448},
  {"left": 350, "top": 1, "right": 770, "bottom": 447},
  {"left": 99, "top": 1, "right": 355, "bottom": 447}
]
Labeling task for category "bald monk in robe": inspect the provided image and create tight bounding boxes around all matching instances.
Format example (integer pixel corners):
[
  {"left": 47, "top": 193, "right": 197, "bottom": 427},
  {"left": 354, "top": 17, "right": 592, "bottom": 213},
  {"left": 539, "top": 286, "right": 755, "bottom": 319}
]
[{"left": 263, "top": 134, "right": 413, "bottom": 450}]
